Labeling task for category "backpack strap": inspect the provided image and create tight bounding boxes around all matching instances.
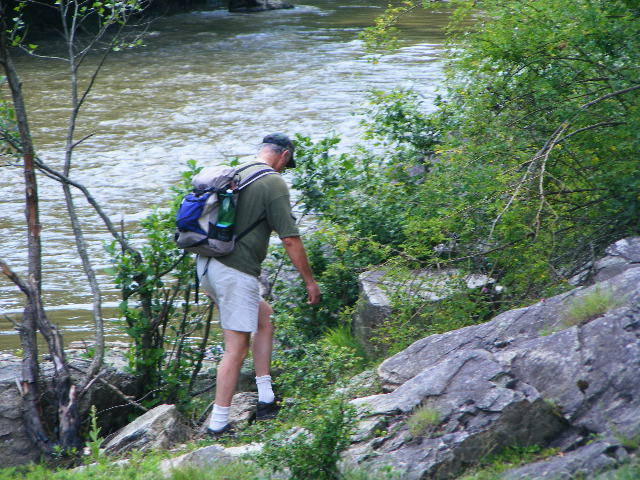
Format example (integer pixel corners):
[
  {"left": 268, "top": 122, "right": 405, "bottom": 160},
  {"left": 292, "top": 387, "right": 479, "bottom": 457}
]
[{"left": 236, "top": 214, "right": 267, "bottom": 242}]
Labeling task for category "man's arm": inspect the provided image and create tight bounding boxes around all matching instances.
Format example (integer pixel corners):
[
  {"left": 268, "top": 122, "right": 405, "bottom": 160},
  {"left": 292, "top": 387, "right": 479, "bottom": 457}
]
[{"left": 281, "top": 236, "right": 321, "bottom": 305}]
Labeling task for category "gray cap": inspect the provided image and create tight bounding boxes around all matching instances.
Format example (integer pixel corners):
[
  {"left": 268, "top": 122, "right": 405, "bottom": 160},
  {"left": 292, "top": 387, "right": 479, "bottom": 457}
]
[{"left": 262, "top": 133, "right": 296, "bottom": 168}]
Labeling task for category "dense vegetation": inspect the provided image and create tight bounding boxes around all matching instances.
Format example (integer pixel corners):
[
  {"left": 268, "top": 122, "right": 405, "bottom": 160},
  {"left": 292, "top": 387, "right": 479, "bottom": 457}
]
[{"left": 2, "top": 0, "right": 638, "bottom": 478}]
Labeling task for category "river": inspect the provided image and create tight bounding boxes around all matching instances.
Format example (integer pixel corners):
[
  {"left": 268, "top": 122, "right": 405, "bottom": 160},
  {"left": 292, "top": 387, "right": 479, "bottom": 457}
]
[{"left": 0, "top": 0, "right": 451, "bottom": 350}]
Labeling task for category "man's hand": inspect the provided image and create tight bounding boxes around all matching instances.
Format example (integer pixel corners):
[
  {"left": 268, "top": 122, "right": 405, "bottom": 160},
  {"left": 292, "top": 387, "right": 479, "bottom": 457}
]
[{"left": 306, "top": 281, "right": 321, "bottom": 305}]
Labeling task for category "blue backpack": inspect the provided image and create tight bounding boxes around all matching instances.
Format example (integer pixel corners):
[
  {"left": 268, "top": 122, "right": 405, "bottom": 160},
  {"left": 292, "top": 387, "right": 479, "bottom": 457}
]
[{"left": 174, "top": 162, "right": 276, "bottom": 257}]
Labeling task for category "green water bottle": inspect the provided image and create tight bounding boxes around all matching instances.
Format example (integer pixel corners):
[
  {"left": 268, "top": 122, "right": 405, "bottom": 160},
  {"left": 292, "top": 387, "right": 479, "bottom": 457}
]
[{"left": 215, "top": 189, "right": 235, "bottom": 241}]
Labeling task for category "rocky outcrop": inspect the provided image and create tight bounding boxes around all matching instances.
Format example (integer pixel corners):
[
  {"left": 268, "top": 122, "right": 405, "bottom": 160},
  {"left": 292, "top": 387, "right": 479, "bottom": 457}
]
[
  {"left": 594, "top": 236, "right": 640, "bottom": 282},
  {"left": 104, "top": 404, "right": 190, "bottom": 455},
  {"left": 341, "top": 239, "right": 640, "bottom": 479},
  {"left": 228, "top": 0, "right": 293, "bottom": 13},
  {"left": 354, "top": 268, "right": 497, "bottom": 356}
]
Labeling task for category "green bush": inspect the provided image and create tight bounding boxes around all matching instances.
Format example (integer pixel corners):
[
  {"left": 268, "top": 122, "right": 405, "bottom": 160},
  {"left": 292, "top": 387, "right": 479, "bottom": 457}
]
[{"left": 259, "top": 397, "right": 356, "bottom": 480}]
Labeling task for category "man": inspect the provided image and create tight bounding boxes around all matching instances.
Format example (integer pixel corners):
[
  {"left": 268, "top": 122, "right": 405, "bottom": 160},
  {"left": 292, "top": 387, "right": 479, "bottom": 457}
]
[{"left": 197, "top": 133, "right": 321, "bottom": 435}]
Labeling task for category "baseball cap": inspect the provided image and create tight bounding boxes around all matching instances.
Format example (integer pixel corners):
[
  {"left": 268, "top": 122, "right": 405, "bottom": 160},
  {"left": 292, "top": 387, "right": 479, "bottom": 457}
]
[{"left": 262, "top": 133, "right": 296, "bottom": 168}]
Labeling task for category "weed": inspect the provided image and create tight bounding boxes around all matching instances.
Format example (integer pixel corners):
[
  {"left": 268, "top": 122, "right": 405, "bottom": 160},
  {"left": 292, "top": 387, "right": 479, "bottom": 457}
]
[
  {"left": 561, "top": 287, "right": 625, "bottom": 329},
  {"left": 407, "top": 404, "right": 441, "bottom": 438},
  {"left": 458, "top": 445, "right": 559, "bottom": 480},
  {"left": 86, "top": 405, "right": 104, "bottom": 463}
]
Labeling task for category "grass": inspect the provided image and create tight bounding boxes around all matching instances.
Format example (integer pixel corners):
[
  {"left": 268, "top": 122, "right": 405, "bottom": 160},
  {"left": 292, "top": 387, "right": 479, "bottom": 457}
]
[
  {"left": 457, "top": 445, "right": 559, "bottom": 480},
  {"left": 406, "top": 404, "right": 441, "bottom": 438},
  {"left": 561, "top": 286, "right": 625, "bottom": 329}
]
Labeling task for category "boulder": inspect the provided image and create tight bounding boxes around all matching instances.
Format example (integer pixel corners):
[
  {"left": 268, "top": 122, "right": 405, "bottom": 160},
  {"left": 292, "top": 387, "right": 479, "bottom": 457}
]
[
  {"left": 354, "top": 268, "right": 496, "bottom": 356},
  {"left": 228, "top": 0, "right": 293, "bottom": 13},
  {"left": 103, "top": 404, "right": 190, "bottom": 455},
  {"left": 342, "top": 248, "right": 640, "bottom": 478},
  {"left": 594, "top": 236, "right": 640, "bottom": 282},
  {"left": 0, "top": 361, "right": 39, "bottom": 467},
  {"left": 335, "top": 370, "right": 382, "bottom": 400},
  {"left": 159, "top": 442, "right": 263, "bottom": 476},
  {"left": 500, "top": 441, "right": 625, "bottom": 480}
]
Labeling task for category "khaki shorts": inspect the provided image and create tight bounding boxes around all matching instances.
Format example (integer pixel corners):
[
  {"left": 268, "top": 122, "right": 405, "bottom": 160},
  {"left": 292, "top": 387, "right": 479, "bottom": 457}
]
[{"left": 196, "top": 256, "right": 261, "bottom": 333}]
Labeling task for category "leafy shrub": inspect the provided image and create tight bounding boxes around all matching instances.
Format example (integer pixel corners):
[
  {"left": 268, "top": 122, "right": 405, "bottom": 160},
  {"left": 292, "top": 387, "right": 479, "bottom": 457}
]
[{"left": 259, "top": 397, "right": 356, "bottom": 480}]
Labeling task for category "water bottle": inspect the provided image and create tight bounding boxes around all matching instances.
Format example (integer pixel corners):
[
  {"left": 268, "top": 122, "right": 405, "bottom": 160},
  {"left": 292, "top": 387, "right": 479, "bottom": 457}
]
[{"left": 214, "top": 189, "right": 235, "bottom": 241}]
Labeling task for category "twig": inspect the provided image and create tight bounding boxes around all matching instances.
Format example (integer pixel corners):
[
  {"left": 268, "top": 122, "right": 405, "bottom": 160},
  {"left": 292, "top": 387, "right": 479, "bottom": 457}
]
[{"left": 0, "top": 258, "right": 32, "bottom": 298}]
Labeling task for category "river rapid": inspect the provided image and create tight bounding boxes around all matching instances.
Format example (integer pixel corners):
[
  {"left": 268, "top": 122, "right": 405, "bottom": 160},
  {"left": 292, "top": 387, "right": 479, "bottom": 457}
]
[{"left": 0, "top": 0, "right": 450, "bottom": 350}]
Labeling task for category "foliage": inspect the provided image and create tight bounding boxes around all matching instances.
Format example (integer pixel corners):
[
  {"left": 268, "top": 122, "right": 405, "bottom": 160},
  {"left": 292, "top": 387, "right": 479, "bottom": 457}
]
[
  {"left": 106, "top": 159, "right": 214, "bottom": 408},
  {"left": 271, "top": 312, "right": 366, "bottom": 398},
  {"left": 285, "top": 0, "right": 640, "bottom": 357},
  {"left": 561, "top": 286, "right": 626, "bottom": 329},
  {"left": 85, "top": 405, "right": 104, "bottom": 463},
  {"left": 407, "top": 404, "right": 441, "bottom": 438},
  {"left": 259, "top": 397, "right": 356, "bottom": 480}
]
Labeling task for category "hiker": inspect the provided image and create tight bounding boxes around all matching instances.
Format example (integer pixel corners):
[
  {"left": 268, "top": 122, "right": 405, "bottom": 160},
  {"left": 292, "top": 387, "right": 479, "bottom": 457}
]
[{"left": 198, "top": 133, "right": 321, "bottom": 434}]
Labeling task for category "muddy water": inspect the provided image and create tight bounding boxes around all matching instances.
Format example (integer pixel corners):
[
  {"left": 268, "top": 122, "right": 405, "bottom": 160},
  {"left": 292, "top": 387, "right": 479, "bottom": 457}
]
[{"left": 0, "top": 0, "right": 451, "bottom": 350}]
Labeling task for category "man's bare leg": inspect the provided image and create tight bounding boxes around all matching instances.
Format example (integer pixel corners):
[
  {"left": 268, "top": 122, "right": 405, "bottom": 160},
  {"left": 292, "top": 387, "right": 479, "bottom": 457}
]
[
  {"left": 253, "top": 300, "right": 274, "bottom": 377},
  {"left": 253, "top": 300, "right": 276, "bottom": 406},
  {"left": 208, "top": 329, "right": 250, "bottom": 432},
  {"left": 215, "top": 329, "right": 251, "bottom": 407}
]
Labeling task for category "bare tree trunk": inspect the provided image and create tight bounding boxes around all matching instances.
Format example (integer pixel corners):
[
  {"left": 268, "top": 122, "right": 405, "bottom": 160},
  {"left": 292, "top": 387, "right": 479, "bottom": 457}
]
[
  {"left": 0, "top": 8, "right": 82, "bottom": 452},
  {"left": 0, "top": 15, "right": 52, "bottom": 453}
]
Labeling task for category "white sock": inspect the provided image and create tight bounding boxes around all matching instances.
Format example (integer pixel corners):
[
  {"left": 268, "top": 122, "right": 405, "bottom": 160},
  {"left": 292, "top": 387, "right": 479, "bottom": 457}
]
[
  {"left": 208, "top": 404, "right": 230, "bottom": 432},
  {"left": 256, "top": 375, "right": 275, "bottom": 404}
]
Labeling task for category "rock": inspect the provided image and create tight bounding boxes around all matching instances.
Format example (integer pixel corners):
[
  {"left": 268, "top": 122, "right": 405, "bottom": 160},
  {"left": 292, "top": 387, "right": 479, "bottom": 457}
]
[
  {"left": 594, "top": 236, "right": 640, "bottom": 282},
  {"left": 159, "top": 443, "right": 263, "bottom": 476},
  {"left": 0, "top": 351, "right": 140, "bottom": 467},
  {"left": 341, "top": 254, "right": 640, "bottom": 478},
  {"left": 228, "top": 0, "right": 293, "bottom": 13},
  {"left": 200, "top": 392, "right": 258, "bottom": 433},
  {"left": 104, "top": 404, "right": 190, "bottom": 455},
  {"left": 354, "top": 267, "right": 497, "bottom": 356},
  {"left": 335, "top": 370, "right": 382, "bottom": 399},
  {"left": 0, "top": 360, "right": 39, "bottom": 467},
  {"left": 501, "top": 441, "right": 624, "bottom": 479},
  {"left": 346, "top": 350, "right": 567, "bottom": 479}
]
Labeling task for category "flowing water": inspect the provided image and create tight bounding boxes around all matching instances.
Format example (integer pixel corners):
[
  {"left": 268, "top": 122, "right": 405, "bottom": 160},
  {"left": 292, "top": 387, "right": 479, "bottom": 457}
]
[{"left": 0, "top": 0, "right": 451, "bottom": 350}]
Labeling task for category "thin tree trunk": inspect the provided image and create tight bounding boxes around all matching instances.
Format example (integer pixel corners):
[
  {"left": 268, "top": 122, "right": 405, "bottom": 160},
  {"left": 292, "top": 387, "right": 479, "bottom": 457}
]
[{"left": 0, "top": 14, "right": 52, "bottom": 453}]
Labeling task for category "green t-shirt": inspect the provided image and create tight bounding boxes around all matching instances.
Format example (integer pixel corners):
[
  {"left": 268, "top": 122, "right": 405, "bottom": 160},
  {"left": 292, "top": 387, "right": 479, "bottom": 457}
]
[{"left": 217, "top": 161, "right": 300, "bottom": 277}]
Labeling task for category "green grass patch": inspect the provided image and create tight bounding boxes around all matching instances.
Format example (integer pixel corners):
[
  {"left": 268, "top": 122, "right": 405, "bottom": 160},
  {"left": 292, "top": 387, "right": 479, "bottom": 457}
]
[
  {"left": 561, "top": 287, "right": 626, "bottom": 329},
  {"left": 406, "top": 404, "right": 441, "bottom": 438}
]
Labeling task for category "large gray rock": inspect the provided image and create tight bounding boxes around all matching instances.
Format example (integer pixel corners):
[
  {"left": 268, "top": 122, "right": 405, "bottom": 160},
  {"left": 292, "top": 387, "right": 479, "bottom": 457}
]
[
  {"left": 501, "top": 441, "right": 625, "bottom": 480},
  {"left": 159, "top": 443, "right": 263, "bottom": 476},
  {"left": 342, "top": 257, "right": 640, "bottom": 478},
  {"left": 354, "top": 268, "right": 496, "bottom": 356},
  {"left": 104, "top": 404, "right": 190, "bottom": 455},
  {"left": 0, "top": 362, "right": 38, "bottom": 467},
  {"left": 594, "top": 236, "right": 640, "bottom": 282}
]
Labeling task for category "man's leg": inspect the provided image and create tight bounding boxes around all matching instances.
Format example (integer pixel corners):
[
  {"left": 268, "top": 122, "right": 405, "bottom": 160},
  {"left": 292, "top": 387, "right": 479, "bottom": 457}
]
[
  {"left": 253, "top": 300, "right": 277, "bottom": 409},
  {"left": 209, "top": 329, "right": 250, "bottom": 433},
  {"left": 253, "top": 300, "right": 274, "bottom": 377},
  {"left": 215, "top": 329, "right": 251, "bottom": 407}
]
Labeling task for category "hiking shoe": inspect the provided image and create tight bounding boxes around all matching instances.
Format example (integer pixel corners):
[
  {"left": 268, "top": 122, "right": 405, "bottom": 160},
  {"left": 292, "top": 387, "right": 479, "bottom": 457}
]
[
  {"left": 205, "top": 423, "right": 233, "bottom": 437},
  {"left": 256, "top": 400, "right": 279, "bottom": 420}
]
